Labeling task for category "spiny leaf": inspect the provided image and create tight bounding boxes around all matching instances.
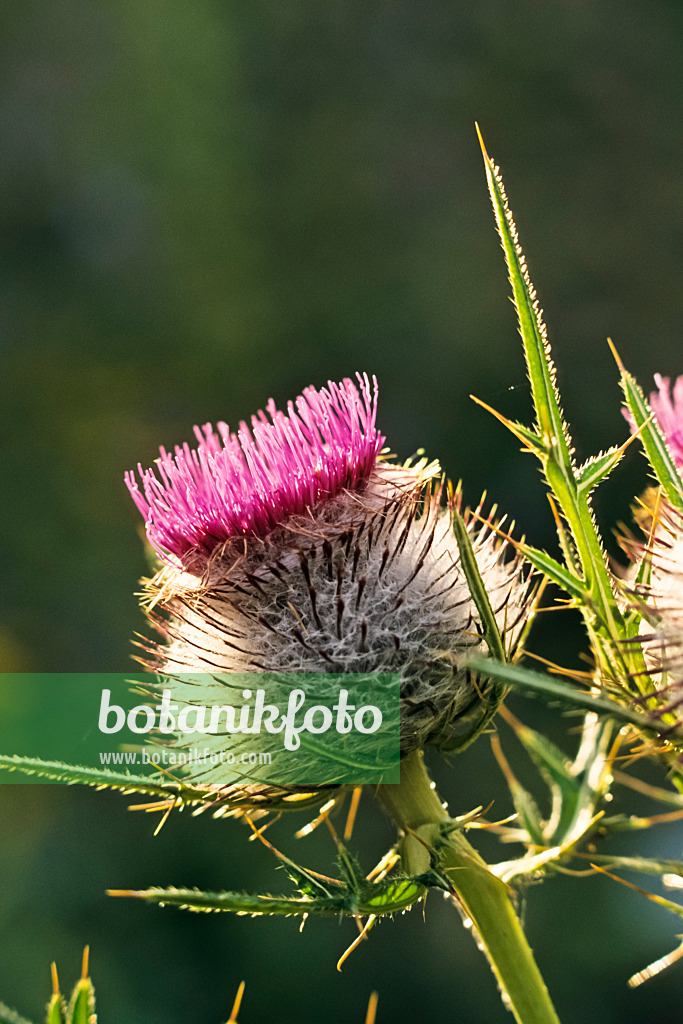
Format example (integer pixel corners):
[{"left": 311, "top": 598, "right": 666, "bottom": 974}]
[
  {"left": 0, "top": 754, "right": 210, "bottom": 805},
  {"left": 491, "top": 735, "right": 546, "bottom": 845},
  {"left": 576, "top": 446, "right": 628, "bottom": 494},
  {"left": 452, "top": 502, "right": 506, "bottom": 664},
  {"left": 477, "top": 130, "right": 641, "bottom": 688},
  {"left": 109, "top": 880, "right": 425, "bottom": 918},
  {"left": 477, "top": 125, "right": 571, "bottom": 459},
  {"left": 519, "top": 545, "right": 586, "bottom": 601},
  {"left": 613, "top": 344, "right": 683, "bottom": 511},
  {"left": 503, "top": 715, "right": 582, "bottom": 845},
  {"left": 467, "top": 656, "right": 682, "bottom": 741},
  {"left": 469, "top": 395, "right": 545, "bottom": 454}
]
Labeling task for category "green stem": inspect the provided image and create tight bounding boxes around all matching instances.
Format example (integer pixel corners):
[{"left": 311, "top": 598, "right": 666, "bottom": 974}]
[{"left": 377, "top": 751, "right": 561, "bottom": 1024}]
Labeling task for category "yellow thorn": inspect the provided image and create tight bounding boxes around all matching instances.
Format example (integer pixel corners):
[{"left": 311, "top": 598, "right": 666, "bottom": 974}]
[
  {"left": 51, "top": 962, "right": 60, "bottom": 997},
  {"left": 81, "top": 945, "right": 90, "bottom": 980},
  {"left": 490, "top": 734, "right": 519, "bottom": 791},
  {"left": 629, "top": 941, "right": 683, "bottom": 988},
  {"left": 610, "top": 337, "right": 626, "bottom": 370},
  {"left": 226, "top": 980, "right": 246, "bottom": 1023},
  {"left": 364, "top": 991, "right": 379, "bottom": 1024},
  {"left": 344, "top": 786, "right": 362, "bottom": 841},
  {"left": 474, "top": 122, "right": 489, "bottom": 161},
  {"left": 153, "top": 799, "right": 176, "bottom": 837},
  {"left": 620, "top": 415, "right": 655, "bottom": 452},
  {"left": 470, "top": 394, "right": 540, "bottom": 452},
  {"left": 336, "top": 916, "right": 376, "bottom": 971}
]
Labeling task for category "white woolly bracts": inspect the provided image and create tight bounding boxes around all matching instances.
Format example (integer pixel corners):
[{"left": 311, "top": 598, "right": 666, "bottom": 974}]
[
  {"left": 628, "top": 497, "right": 683, "bottom": 730},
  {"left": 136, "top": 461, "right": 532, "bottom": 807},
  {"left": 127, "top": 378, "right": 534, "bottom": 810}
]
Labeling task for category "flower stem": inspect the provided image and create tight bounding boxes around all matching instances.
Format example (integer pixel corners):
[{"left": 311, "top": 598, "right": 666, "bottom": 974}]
[{"left": 376, "top": 751, "right": 561, "bottom": 1024}]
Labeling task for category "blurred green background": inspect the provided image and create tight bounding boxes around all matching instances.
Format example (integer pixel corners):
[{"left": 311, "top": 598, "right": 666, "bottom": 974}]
[{"left": 2, "top": 1, "right": 683, "bottom": 1021}]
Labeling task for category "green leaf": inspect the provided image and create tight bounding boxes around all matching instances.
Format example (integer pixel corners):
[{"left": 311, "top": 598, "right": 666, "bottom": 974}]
[
  {"left": 504, "top": 772, "right": 547, "bottom": 846},
  {"left": 467, "top": 656, "right": 681, "bottom": 741},
  {"left": 477, "top": 126, "right": 571, "bottom": 459},
  {"left": 110, "top": 880, "right": 425, "bottom": 918},
  {"left": 505, "top": 718, "right": 582, "bottom": 844},
  {"left": 511, "top": 721, "right": 574, "bottom": 788},
  {"left": 519, "top": 545, "right": 586, "bottom": 600},
  {"left": 451, "top": 504, "right": 506, "bottom": 664},
  {"left": 0, "top": 754, "right": 223, "bottom": 808},
  {"left": 469, "top": 395, "right": 546, "bottom": 454},
  {"left": 616, "top": 356, "right": 683, "bottom": 511},
  {"left": 576, "top": 446, "right": 628, "bottom": 494},
  {"left": 0, "top": 754, "right": 169, "bottom": 793}
]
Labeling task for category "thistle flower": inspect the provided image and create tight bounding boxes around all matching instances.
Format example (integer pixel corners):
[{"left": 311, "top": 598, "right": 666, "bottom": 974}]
[
  {"left": 623, "top": 374, "right": 683, "bottom": 469},
  {"left": 647, "top": 374, "right": 683, "bottom": 468},
  {"left": 630, "top": 497, "right": 683, "bottom": 733},
  {"left": 621, "top": 374, "right": 683, "bottom": 732},
  {"left": 126, "top": 374, "right": 531, "bottom": 806}
]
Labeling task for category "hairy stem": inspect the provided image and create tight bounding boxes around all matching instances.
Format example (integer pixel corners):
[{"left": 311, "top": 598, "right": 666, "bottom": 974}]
[{"left": 377, "top": 751, "right": 561, "bottom": 1024}]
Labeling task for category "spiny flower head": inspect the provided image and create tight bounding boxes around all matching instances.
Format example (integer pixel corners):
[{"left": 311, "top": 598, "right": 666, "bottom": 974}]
[
  {"left": 649, "top": 374, "right": 683, "bottom": 467},
  {"left": 624, "top": 374, "right": 683, "bottom": 469},
  {"left": 126, "top": 374, "right": 384, "bottom": 564},
  {"left": 625, "top": 496, "right": 683, "bottom": 744},
  {"left": 127, "top": 375, "right": 532, "bottom": 807}
]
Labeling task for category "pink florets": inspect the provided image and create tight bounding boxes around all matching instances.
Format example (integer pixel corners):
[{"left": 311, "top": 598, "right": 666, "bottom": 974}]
[
  {"left": 623, "top": 374, "right": 683, "bottom": 469},
  {"left": 126, "top": 374, "right": 384, "bottom": 562},
  {"left": 648, "top": 374, "right": 683, "bottom": 468}
]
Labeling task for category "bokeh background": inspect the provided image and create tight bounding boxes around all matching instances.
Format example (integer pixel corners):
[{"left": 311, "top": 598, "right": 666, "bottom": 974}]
[{"left": 2, "top": 2, "right": 683, "bottom": 1021}]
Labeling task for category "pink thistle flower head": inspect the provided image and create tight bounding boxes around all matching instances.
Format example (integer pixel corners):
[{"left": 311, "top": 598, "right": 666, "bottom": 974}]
[
  {"left": 126, "top": 373, "right": 384, "bottom": 563},
  {"left": 126, "top": 372, "right": 533, "bottom": 806},
  {"left": 625, "top": 374, "right": 683, "bottom": 469},
  {"left": 649, "top": 374, "right": 683, "bottom": 468}
]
